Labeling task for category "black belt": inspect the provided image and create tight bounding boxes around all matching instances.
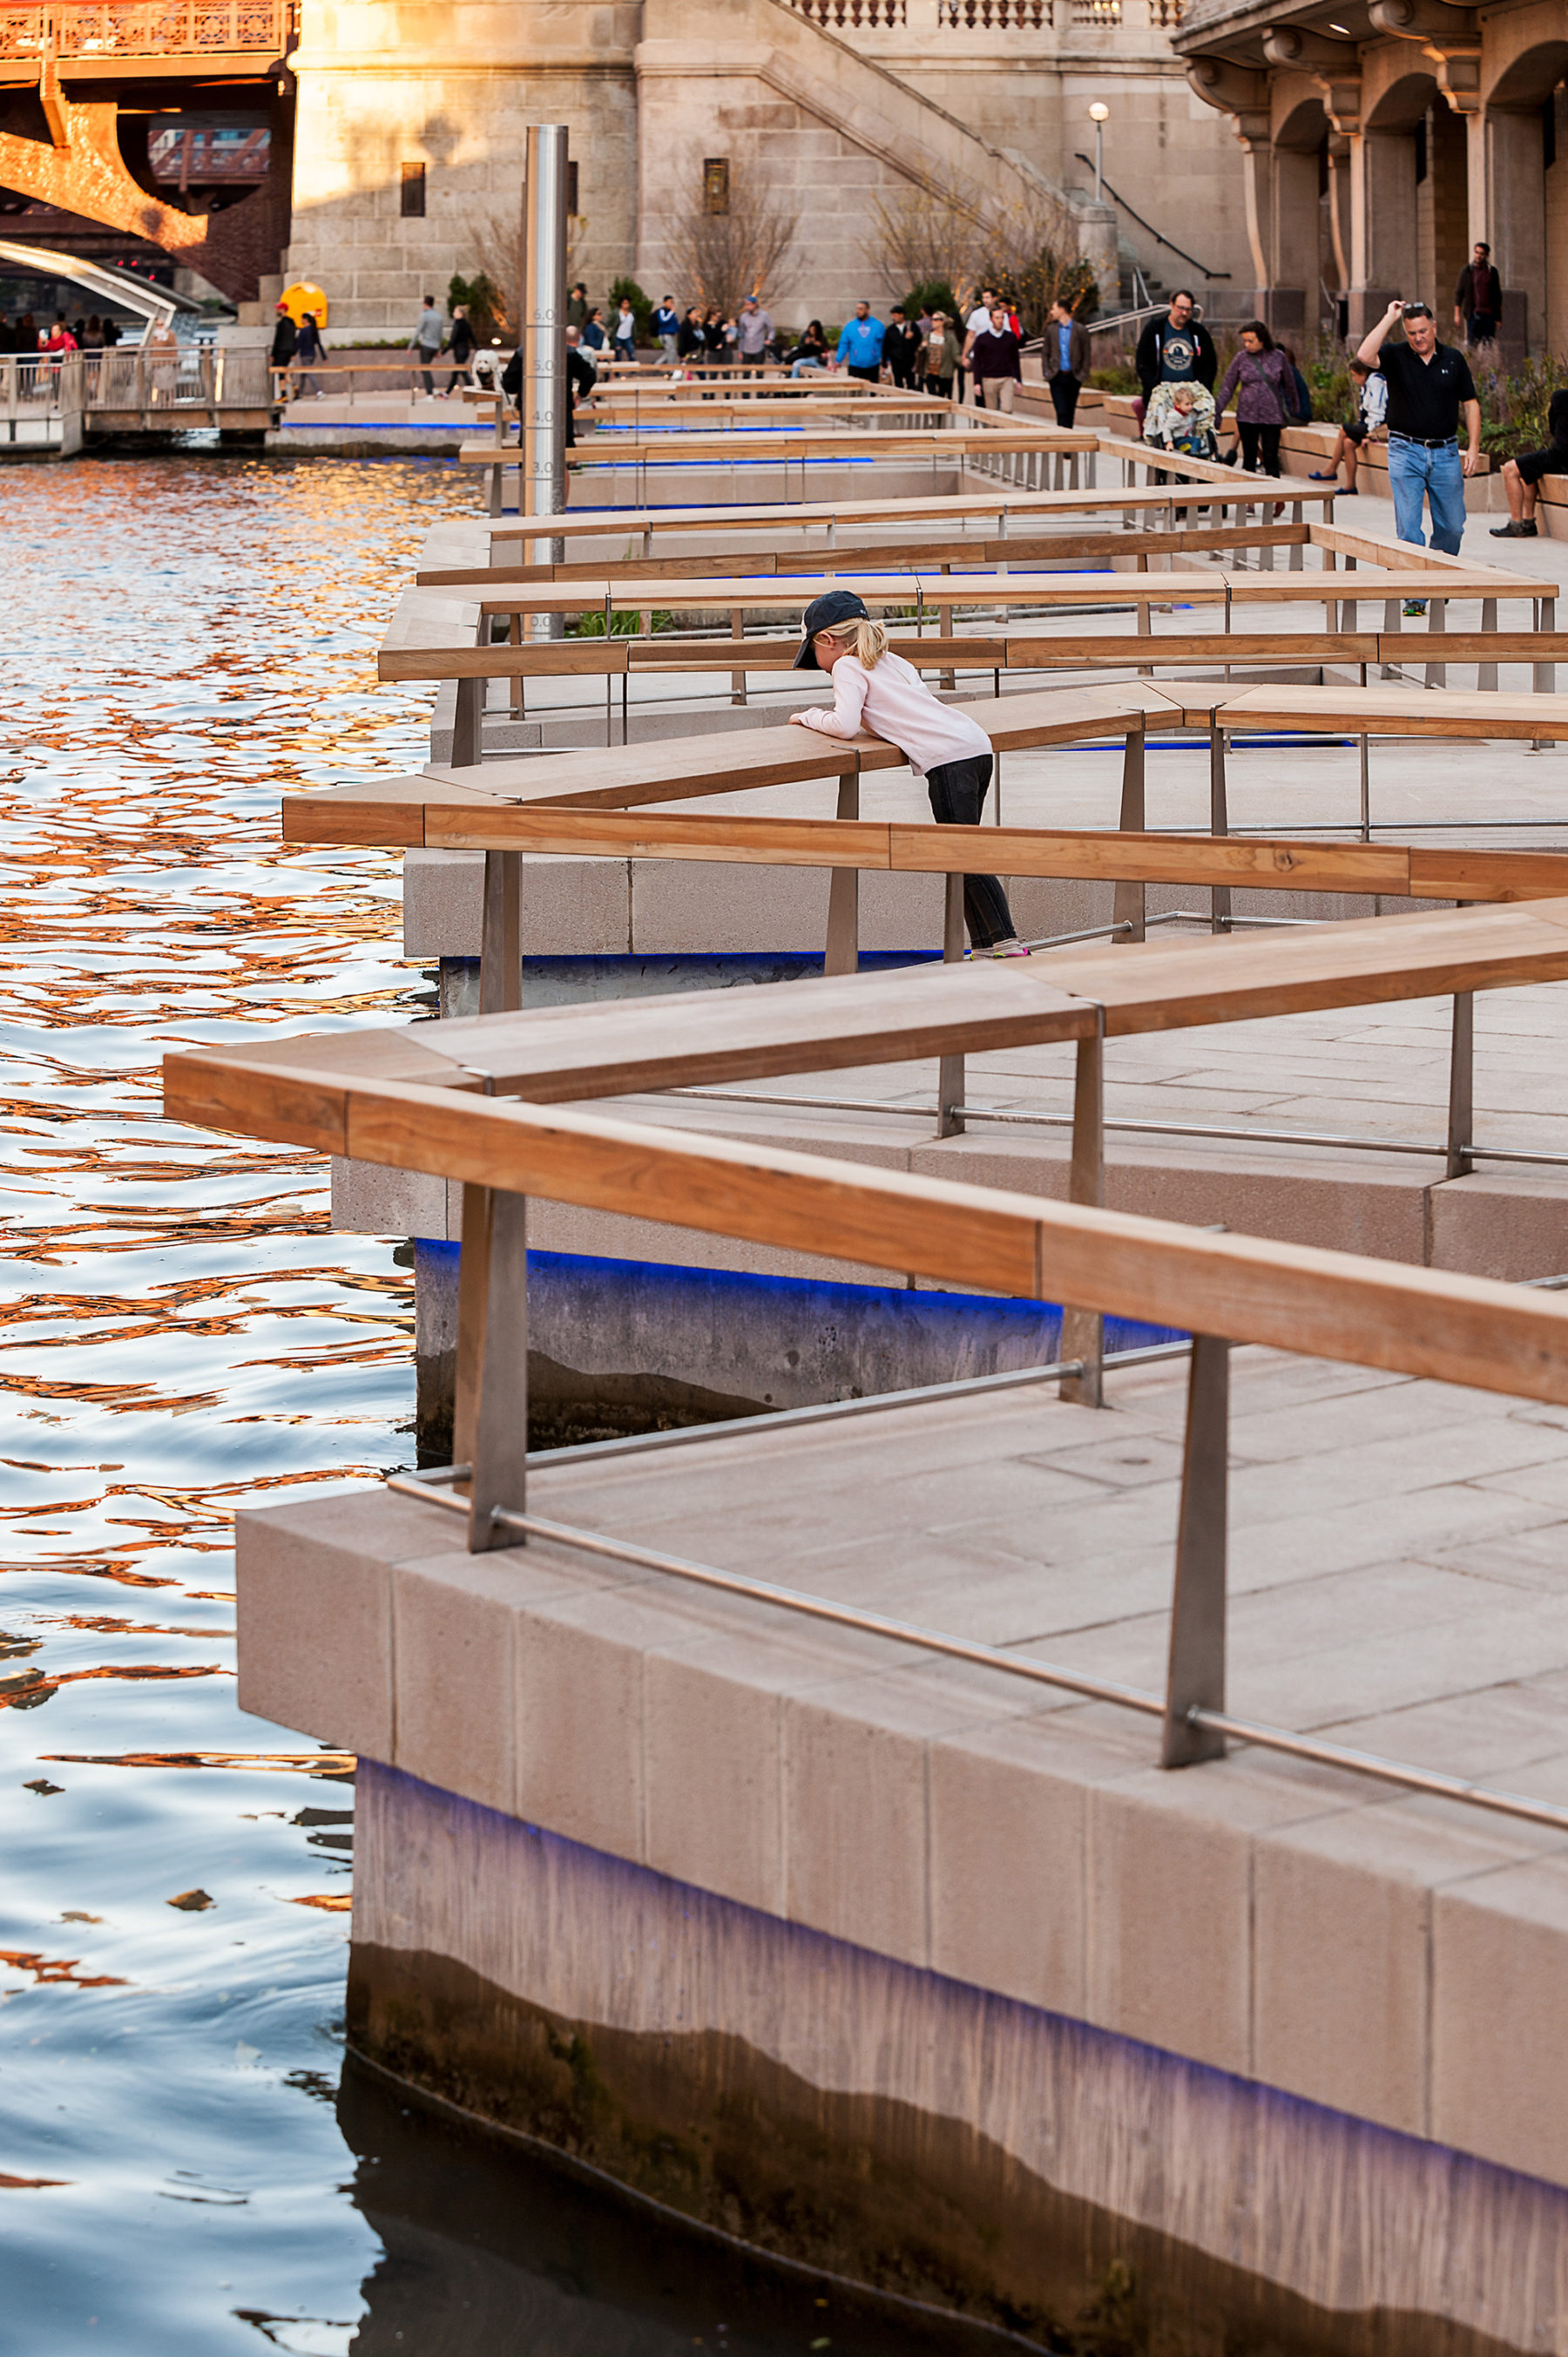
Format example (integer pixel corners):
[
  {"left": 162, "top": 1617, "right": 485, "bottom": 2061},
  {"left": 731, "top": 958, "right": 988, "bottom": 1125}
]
[{"left": 1389, "top": 431, "right": 1456, "bottom": 449}]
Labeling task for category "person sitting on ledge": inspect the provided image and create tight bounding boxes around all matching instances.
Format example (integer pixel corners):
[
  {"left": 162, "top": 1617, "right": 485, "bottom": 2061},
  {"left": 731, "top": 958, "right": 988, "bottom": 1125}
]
[
  {"left": 1309, "top": 358, "right": 1386, "bottom": 495},
  {"left": 1491, "top": 388, "right": 1568, "bottom": 538}
]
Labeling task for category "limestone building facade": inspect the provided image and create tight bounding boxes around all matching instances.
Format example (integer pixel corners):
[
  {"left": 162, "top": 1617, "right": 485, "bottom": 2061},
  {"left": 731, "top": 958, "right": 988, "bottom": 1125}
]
[
  {"left": 1176, "top": 0, "right": 1568, "bottom": 355},
  {"left": 280, "top": 0, "right": 1254, "bottom": 335}
]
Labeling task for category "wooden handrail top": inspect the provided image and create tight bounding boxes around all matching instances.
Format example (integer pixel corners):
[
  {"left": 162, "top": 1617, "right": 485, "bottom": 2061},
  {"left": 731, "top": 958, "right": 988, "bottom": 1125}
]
[
  {"left": 164, "top": 900, "right": 1568, "bottom": 1097},
  {"left": 452, "top": 521, "right": 1319, "bottom": 588},
  {"left": 162, "top": 1008, "right": 1568, "bottom": 1407},
  {"left": 448, "top": 566, "right": 1529, "bottom": 619},
  {"left": 470, "top": 481, "right": 1338, "bottom": 556},
  {"left": 275, "top": 795, "right": 1568, "bottom": 907},
  {"left": 538, "top": 430, "right": 1102, "bottom": 464},
  {"left": 375, "top": 629, "right": 1568, "bottom": 680},
  {"left": 341, "top": 675, "right": 1568, "bottom": 822}
]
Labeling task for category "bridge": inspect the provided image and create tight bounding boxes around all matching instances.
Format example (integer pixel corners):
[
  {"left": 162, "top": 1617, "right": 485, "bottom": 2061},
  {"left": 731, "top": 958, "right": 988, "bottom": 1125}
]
[{"left": 0, "top": 1, "right": 296, "bottom": 301}]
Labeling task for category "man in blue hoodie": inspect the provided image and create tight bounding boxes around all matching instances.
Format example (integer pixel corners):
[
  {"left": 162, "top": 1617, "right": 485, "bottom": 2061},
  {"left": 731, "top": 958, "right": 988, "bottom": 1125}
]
[{"left": 835, "top": 301, "right": 885, "bottom": 383}]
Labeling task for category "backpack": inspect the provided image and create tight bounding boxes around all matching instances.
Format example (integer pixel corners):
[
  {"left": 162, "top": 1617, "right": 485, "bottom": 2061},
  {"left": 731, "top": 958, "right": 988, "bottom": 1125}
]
[{"left": 1291, "top": 365, "right": 1312, "bottom": 422}]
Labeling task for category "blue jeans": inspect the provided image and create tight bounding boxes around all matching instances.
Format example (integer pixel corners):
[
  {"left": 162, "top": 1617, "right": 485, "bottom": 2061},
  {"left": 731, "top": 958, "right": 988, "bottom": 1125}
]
[{"left": 1387, "top": 436, "right": 1466, "bottom": 555}]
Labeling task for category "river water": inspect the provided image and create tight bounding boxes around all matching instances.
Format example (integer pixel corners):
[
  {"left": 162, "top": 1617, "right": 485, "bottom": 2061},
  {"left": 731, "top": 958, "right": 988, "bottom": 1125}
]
[{"left": 0, "top": 453, "right": 1043, "bottom": 2357}]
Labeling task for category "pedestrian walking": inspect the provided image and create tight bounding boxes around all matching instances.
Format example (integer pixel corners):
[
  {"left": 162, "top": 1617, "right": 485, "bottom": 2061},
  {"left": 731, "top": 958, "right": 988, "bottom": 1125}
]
[
  {"left": 612, "top": 296, "right": 639, "bottom": 363},
  {"left": 1214, "top": 321, "right": 1298, "bottom": 476},
  {"left": 787, "top": 590, "right": 1029, "bottom": 958},
  {"left": 676, "top": 306, "right": 706, "bottom": 364},
  {"left": 917, "top": 311, "right": 961, "bottom": 400},
  {"left": 835, "top": 301, "right": 885, "bottom": 383},
  {"left": 409, "top": 295, "right": 443, "bottom": 394},
  {"left": 1491, "top": 386, "right": 1568, "bottom": 538},
  {"left": 580, "top": 306, "right": 608, "bottom": 352},
  {"left": 292, "top": 311, "right": 327, "bottom": 397},
  {"left": 1044, "top": 297, "right": 1090, "bottom": 429},
  {"left": 1134, "top": 290, "right": 1218, "bottom": 418},
  {"left": 652, "top": 296, "right": 680, "bottom": 363},
  {"left": 966, "top": 301, "right": 1023, "bottom": 413},
  {"left": 884, "top": 305, "right": 923, "bottom": 391},
  {"left": 962, "top": 286, "right": 998, "bottom": 403},
  {"left": 1356, "top": 297, "right": 1481, "bottom": 595},
  {"left": 443, "top": 302, "right": 476, "bottom": 396},
  {"left": 567, "top": 283, "right": 589, "bottom": 332},
  {"left": 145, "top": 316, "right": 179, "bottom": 403},
  {"left": 1454, "top": 242, "right": 1503, "bottom": 349},
  {"left": 1309, "top": 360, "right": 1385, "bottom": 494},
  {"left": 269, "top": 299, "right": 296, "bottom": 400},
  {"left": 42, "top": 314, "right": 78, "bottom": 356}
]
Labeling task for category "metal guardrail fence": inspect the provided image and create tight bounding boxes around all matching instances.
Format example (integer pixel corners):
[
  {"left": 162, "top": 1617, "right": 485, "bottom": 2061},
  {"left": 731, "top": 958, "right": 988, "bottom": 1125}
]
[
  {"left": 0, "top": 0, "right": 294, "bottom": 58},
  {"left": 0, "top": 347, "right": 272, "bottom": 423}
]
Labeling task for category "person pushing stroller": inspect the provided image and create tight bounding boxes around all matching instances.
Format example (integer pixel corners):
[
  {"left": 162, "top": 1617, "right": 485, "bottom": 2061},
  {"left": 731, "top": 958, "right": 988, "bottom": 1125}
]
[{"left": 787, "top": 590, "right": 1029, "bottom": 959}]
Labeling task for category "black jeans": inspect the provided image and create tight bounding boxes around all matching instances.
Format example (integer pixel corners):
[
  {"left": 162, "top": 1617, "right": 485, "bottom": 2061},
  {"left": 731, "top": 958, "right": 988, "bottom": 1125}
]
[
  {"left": 1049, "top": 369, "right": 1080, "bottom": 428},
  {"left": 925, "top": 754, "right": 1015, "bottom": 950},
  {"left": 1238, "top": 420, "right": 1282, "bottom": 475},
  {"left": 925, "top": 373, "right": 954, "bottom": 399}
]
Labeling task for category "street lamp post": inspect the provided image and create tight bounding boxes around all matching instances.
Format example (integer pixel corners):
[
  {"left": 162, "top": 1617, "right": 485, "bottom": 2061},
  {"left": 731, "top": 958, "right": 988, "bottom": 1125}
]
[{"left": 1088, "top": 101, "right": 1109, "bottom": 204}]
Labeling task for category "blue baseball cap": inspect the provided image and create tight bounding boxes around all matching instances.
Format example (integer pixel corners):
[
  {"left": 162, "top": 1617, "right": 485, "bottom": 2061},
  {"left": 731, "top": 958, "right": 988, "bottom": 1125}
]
[{"left": 793, "top": 588, "right": 870, "bottom": 670}]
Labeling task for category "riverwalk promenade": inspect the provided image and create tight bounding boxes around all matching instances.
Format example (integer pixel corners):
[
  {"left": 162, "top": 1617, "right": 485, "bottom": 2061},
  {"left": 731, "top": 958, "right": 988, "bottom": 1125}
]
[{"left": 169, "top": 393, "right": 1568, "bottom": 2354}]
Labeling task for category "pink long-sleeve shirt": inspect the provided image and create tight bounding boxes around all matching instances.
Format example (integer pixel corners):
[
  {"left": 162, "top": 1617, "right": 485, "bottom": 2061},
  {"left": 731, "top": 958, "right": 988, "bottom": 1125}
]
[{"left": 792, "top": 651, "right": 990, "bottom": 778}]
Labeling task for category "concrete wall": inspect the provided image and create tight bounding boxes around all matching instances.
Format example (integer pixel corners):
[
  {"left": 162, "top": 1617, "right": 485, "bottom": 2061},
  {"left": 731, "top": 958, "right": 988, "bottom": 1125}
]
[
  {"left": 284, "top": 0, "right": 641, "bottom": 333},
  {"left": 282, "top": 0, "right": 1247, "bottom": 333}
]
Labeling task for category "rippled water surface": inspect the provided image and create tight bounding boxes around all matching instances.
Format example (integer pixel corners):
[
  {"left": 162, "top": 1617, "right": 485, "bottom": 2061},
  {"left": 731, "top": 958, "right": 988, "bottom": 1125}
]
[
  {"left": 0, "top": 452, "right": 460, "bottom": 2353},
  {"left": 0, "top": 454, "right": 1036, "bottom": 2357}
]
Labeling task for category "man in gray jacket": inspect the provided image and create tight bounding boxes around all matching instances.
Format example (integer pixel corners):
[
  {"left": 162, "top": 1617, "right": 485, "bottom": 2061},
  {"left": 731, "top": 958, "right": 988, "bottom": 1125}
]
[
  {"left": 409, "top": 295, "right": 444, "bottom": 394},
  {"left": 736, "top": 295, "right": 774, "bottom": 369}
]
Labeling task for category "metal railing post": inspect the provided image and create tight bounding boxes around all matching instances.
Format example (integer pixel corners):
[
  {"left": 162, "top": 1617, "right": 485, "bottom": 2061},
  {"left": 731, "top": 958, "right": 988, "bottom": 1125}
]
[
  {"left": 451, "top": 673, "right": 483, "bottom": 767},
  {"left": 1447, "top": 990, "right": 1474, "bottom": 1180},
  {"left": 1162, "top": 1334, "right": 1231, "bottom": 1767},
  {"left": 1059, "top": 1018, "right": 1106, "bottom": 1408},
  {"left": 1209, "top": 721, "right": 1230, "bottom": 935},
  {"left": 1112, "top": 715, "right": 1146, "bottom": 943},
  {"left": 454, "top": 1183, "right": 531, "bottom": 1552},
  {"left": 823, "top": 774, "right": 860, "bottom": 975},
  {"left": 479, "top": 849, "right": 523, "bottom": 1014},
  {"left": 1478, "top": 596, "right": 1498, "bottom": 692},
  {"left": 936, "top": 873, "right": 966, "bottom": 1137}
]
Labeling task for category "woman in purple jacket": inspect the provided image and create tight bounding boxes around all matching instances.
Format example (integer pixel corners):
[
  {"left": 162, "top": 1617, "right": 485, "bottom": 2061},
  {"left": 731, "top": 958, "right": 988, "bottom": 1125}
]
[{"left": 1215, "top": 319, "right": 1298, "bottom": 476}]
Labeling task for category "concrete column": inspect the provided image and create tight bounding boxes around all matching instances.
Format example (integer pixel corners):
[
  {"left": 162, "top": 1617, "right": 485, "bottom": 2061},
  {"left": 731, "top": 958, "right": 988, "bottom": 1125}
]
[
  {"left": 1240, "top": 138, "right": 1274, "bottom": 299},
  {"left": 1546, "top": 86, "right": 1568, "bottom": 360},
  {"left": 1347, "top": 127, "right": 1416, "bottom": 337},
  {"left": 1484, "top": 105, "right": 1544, "bottom": 356},
  {"left": 1074, "top": 200, "right": 1119, "bottom": 305},
  {"left": 1328, "top": 137, "right": 1351, "bottom": 290},
  {"left": 1268, "top": 144, "right": 1320, "bottom": 335}
]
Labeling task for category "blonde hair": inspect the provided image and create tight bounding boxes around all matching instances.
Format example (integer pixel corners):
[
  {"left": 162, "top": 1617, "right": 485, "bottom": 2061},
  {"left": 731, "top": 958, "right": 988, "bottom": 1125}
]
[{"left": 819, "top": 616, "right": 889, "bottom": 670}]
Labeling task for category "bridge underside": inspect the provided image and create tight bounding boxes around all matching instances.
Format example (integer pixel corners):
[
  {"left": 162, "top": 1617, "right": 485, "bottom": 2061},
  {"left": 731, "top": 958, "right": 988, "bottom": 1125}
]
[{"left": 0, "top": 57, "right": 292, "bottom": 302}]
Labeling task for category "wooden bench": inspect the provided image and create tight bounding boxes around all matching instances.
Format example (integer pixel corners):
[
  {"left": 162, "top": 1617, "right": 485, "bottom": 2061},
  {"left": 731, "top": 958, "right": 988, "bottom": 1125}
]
[
  {"left": 386, "top": 565, "right": 1547, "bottom": 742},
  {"left": 168, "top": 1016, "right": 1568, "bottom": 1817},
  {"left": 274, "top": 735, "right": 1568, "bottom": 1257},
  {"left": 164, "top": 920, "right": 1568, "bottom": 1689},
  {"left": 447, "top": 480, "right": 1341, "bottom": 574}
]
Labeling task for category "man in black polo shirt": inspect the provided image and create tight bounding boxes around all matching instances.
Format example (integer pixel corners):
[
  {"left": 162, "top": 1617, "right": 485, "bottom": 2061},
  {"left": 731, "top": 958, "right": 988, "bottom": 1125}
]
[{"left": 1355, "top": 296, "right": 1480, "bottom": 609}]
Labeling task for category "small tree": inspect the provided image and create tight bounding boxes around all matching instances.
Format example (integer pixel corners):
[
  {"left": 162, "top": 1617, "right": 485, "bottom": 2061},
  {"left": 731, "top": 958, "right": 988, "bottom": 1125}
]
[
  {"left": 665, "top": 167, "right": 797, "bottom": 318},
  {"left": 863, "top": 172, "right": 990, "bottom": 309},
  {"left": 447, "top": 271, "right": 506, "bottom": 345},
  {"left": 981, "top": 184, "right": 1098, "bottom": 337},
  {"left": 609, "top": 275, "right": 653, "bottom": 343}
]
